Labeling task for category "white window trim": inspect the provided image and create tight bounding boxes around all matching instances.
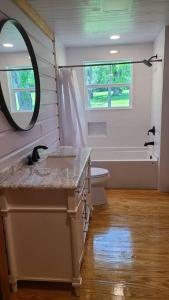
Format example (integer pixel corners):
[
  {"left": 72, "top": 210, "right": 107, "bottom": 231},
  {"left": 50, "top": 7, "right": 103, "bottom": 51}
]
[
  {"left": 7, "top": 67, "right": 35, "bottom": 113},
  {"left": 84, "top": 60, "right": 133, "bottom": 111}
]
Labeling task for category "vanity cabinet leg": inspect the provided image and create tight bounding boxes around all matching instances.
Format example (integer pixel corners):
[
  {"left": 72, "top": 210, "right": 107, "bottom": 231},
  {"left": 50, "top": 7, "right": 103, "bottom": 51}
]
[
  {"left": 68, "top": 194, "right": 82, "bottom": 297},
  {"left": 73, "top": 285, "right": 80, "bottom": 297},
  {"left": 72, "top": 278, "right": 81, "bottom": 297},
  {"left": 11, "top": 280, "right": 17, "bottom": 292}
]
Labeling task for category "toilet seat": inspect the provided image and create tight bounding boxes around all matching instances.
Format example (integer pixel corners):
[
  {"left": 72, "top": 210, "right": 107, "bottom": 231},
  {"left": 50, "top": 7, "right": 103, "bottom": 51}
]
[
  {"left": 91, "top": 167, "right": 109, "bottom": 178},
  {"left": 91, "top": 167, "right": 110, "bottom": 205},
  {"left": 91, "top": 167, "right": 110, "bottom": 187}
]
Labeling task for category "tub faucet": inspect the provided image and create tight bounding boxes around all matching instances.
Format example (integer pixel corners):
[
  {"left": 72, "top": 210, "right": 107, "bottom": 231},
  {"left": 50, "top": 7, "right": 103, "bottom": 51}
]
[
  {"left": 32, "top": 145, "right": 48, "bottom": 162},
  {"left": 147, "top": 126, "right": 155, "bottom": 136},
  {"left": 144, "top": 141, "right": 154, "bottom": 147}
]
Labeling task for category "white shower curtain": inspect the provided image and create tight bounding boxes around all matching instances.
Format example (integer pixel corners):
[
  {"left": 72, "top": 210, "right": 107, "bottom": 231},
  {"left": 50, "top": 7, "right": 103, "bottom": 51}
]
[{"left": 58, "top": 68, "right": 87, "bottom": 148}]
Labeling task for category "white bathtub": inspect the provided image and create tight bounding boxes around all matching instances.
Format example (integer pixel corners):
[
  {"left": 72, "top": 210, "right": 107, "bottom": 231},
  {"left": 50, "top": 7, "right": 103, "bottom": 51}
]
[{"left": 91, "top": 147, "right": 158, "bottom": 189}]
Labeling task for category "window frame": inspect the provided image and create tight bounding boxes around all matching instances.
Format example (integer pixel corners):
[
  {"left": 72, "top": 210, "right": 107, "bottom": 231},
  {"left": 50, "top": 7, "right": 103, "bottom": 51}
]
[
  {"left": 7, "top": 66, "right": 35, "bottom": 113},
  {"left": 84, "top": 60, "right": 133, "bottom": 111}
]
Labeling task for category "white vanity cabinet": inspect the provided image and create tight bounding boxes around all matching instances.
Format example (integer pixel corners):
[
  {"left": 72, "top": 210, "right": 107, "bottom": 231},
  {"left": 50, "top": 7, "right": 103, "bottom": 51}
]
[{"left": 0, "top": 154, "right": 92, "bottom": 296}]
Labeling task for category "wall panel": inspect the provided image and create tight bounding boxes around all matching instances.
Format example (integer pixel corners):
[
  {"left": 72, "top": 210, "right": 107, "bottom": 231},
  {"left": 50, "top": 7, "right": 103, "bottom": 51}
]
[{"left": 0, "top": 1, "right": 60, "bottom": 170}]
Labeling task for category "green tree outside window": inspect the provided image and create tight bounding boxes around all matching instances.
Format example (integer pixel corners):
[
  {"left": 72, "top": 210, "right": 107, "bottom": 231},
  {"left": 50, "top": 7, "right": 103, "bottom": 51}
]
[
  {"left": 9, "top": 68, "right": 35, "bottom": 112},
  {"left": 85, "top": 62, "right": 132, "bottom": 109}
]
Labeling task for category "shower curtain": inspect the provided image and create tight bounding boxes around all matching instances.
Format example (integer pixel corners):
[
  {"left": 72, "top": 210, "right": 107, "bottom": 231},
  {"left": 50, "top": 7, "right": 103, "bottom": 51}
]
[{"left": 58, "top": 68, "right": 87, "bottom": 148}]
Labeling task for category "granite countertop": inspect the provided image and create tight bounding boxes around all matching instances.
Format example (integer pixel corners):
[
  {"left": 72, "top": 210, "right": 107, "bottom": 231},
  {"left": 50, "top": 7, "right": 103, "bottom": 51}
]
[{"left": 0, "top": 147, "right": 91, "bottom": 190}]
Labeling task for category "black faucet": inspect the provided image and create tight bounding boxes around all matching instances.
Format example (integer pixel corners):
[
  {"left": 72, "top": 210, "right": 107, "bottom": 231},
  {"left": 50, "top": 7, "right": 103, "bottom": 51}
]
[
  {"left": 147, "top": 126, "right": 155, "bottom": 136},
  {"left": 32, "top": 145, "right": 48, "bottom": 163},
  {"left": 144, "top": 141, "right": 154, "bottom": 146}
]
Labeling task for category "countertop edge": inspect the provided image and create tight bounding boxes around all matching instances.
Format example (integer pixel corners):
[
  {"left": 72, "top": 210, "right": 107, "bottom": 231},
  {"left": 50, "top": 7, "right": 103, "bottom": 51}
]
[{"left": 0, "top": 147, "right": 91, "bottom": 190}]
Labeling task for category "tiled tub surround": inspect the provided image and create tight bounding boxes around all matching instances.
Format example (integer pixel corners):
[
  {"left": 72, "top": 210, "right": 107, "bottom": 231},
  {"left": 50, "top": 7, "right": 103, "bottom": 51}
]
[{"left": 0, "top": 147, "right": 92, "bottom": 296}]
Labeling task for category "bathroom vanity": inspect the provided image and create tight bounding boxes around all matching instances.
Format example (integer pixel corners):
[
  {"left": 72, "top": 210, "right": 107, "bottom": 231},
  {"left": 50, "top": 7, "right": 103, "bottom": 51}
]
[{"left": 0, "top": 147, "right": 92, "bottom": 296}]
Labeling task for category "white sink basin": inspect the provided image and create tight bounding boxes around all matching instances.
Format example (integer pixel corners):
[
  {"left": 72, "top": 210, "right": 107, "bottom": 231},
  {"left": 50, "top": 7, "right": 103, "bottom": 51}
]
[
  {"left": 40, "top": 156, "right": 76, "bottom": 170},
  {"left": 49, "top": 147, "right": 77, "bottom": 158}
]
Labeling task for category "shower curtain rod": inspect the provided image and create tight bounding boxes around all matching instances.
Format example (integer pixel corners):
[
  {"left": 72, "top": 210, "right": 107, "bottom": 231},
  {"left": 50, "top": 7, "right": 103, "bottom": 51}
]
[
  {"left": 0, "top": 68, "right": 33, "bottom": 72},
  {"left": 58, "top": 58, "right": 162, "bottom": 69}
]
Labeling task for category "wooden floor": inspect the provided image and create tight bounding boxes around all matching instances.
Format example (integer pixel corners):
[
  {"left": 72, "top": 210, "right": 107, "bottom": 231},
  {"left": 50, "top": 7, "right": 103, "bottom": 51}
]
[{"left": 11, "top": 189, "right": 169, "bottom": 300}]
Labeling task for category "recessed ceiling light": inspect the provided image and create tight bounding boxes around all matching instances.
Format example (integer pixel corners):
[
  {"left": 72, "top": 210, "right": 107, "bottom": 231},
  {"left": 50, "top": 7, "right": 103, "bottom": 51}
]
[
  {"left": 110, "top": 50, "right": 118, "bottom": 54},
  {"left": 3, "top": 43, "right": 14, "bottom": 48},
  {"left": 102, "top": 0, "right": 133, "bottom": 12},
  {"left": 110, "top": 35, "right": 120, "bottom": 40}
]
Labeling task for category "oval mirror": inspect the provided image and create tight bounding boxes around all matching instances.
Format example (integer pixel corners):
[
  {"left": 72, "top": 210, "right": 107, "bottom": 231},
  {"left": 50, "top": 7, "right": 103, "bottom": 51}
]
[{"left": 0, "top": 19, "right": 40, "bottom": 130}]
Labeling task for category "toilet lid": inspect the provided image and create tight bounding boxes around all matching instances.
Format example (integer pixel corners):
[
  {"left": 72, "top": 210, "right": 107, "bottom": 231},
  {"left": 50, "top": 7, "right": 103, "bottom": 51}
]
[{"left": 91, "top": 167, "right": 109, "bottom": 178}]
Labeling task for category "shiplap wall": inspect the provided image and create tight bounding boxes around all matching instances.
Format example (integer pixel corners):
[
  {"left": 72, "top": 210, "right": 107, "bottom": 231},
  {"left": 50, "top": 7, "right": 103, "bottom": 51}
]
[{"left": 0, "top": 0, "right": 59, "bottom": 170}]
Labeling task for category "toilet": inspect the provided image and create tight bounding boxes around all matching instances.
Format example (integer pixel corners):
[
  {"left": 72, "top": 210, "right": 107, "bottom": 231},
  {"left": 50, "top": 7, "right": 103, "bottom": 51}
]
[{"left": 91, "top": 167, "right": 110, "bottom": 205}]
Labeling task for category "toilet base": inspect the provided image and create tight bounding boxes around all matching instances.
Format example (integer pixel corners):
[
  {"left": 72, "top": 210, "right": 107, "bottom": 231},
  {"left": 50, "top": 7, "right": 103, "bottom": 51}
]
[{"left": 91, "top": 186, "right": 107, "bottom": 205}]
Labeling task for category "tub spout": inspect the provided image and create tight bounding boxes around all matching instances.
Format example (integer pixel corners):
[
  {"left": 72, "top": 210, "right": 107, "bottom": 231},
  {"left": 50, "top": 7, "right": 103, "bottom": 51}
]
[
  {"left": 147, "top": 126, "right": 155, "bottom": 136},
  {"left": 144, "top": 141, "right": 154, "bottom": 146}
]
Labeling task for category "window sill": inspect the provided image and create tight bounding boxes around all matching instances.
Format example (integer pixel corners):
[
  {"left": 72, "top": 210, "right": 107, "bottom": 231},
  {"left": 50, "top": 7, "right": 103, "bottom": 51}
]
[
  {"left": 11, "top": 110, "right": 33, "bottom": 113},
  {"left": 85, "top": 106, "right": 132, "bottom": 111}
]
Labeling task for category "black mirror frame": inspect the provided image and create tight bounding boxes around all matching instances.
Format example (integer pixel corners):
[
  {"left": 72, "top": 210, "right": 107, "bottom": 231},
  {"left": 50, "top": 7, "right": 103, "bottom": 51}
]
[{"left": 0, "top": 18, "right": 40, "bottom": 131}]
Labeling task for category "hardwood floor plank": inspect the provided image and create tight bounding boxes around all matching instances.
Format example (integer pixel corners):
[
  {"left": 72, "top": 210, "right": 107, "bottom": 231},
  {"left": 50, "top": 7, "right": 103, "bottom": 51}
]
[{"left": 11, "top": 189, "right": 169, "bottom": 299}]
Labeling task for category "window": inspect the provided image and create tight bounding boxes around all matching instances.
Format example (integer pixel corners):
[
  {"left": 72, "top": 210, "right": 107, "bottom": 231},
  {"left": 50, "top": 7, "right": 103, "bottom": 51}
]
[
  {"left": 84, "top": 62, "right": 132, "bottom": 109},
  {"left": 8, "top": 68, "right": 35, "bottom": 112}
]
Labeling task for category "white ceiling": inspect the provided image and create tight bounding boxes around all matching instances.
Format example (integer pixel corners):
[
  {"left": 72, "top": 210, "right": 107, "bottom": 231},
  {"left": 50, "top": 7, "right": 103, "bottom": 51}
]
[
  {"left": 0, "top": 21, "right": 27, "bottom": 53},
  {"left": 28, "top": 0, "right": 169, "bottom": 47}
]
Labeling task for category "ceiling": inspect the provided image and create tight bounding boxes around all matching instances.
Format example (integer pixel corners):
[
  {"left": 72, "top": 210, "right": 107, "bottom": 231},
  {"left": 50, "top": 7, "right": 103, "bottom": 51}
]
[
  {"left": 0, "top": 21, "right": 27, "bottom": 53},
  {"left": 28, "top": 0, "right": 169, "bottom": 47}
]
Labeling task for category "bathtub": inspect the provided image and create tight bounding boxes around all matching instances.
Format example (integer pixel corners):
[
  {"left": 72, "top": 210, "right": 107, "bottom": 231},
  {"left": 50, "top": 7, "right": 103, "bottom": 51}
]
[{"left": 91, "top": 147, "right": 158, "bottom": 189}]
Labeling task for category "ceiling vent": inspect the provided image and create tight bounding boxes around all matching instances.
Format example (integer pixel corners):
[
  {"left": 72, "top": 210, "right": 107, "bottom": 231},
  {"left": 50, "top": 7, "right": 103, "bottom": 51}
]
[{"left": 101, "top": 0, "right": 133, "bottom": 12}]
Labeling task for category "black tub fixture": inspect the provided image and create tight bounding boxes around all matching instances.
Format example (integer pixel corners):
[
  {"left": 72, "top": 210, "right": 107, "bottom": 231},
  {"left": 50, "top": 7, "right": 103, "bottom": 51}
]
[
  {"left": 58, "top": 54, "right": 162, "bottom": 69},
  {"left": 144, "top": 141, "right": 154, "bottom": 147},
  {"left": 143, "top": 55, "right": 158, "bottom": 67},
  {"left": 147, "top": 126, "right": 155, "bottom": 136}
]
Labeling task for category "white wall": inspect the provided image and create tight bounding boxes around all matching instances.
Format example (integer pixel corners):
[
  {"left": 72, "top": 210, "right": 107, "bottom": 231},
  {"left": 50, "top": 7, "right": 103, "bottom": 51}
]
[
  {"left": 159, "top": 27, "right": 169, "bottom": 191},
  {"left": 55, "top": 38, "right": 67, "bottom": 66},
  {"left": 66, "top": 43, "right": 153, "bottom": 147},
  {"left": 151, "top": 29, "right": 165, "bottom": 159},
  {"left": 150, "top": 26, "right": 169, "bottom": 191}
]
